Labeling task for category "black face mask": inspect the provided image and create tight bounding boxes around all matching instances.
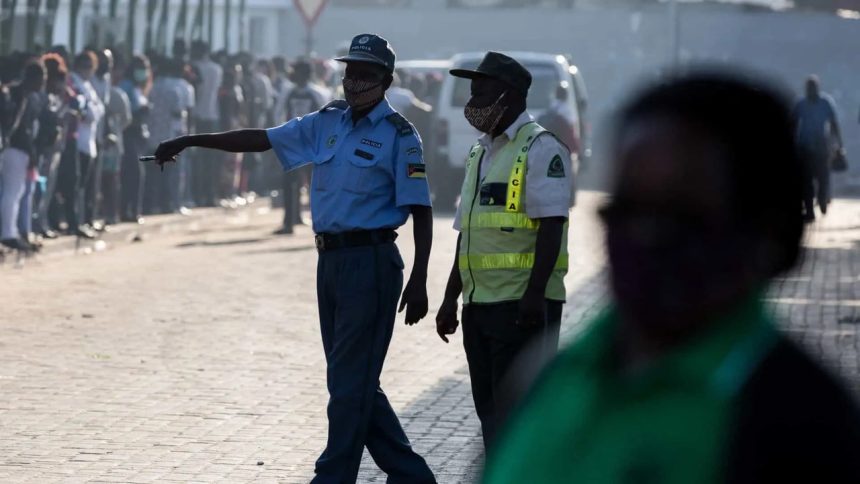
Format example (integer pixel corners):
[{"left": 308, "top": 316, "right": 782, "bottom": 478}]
[
  {"left": 342, "top": 76, "right": 385, "bottom": 111},
  {"left": 464, "top": 91, "right": 508, "bottom": 134}
]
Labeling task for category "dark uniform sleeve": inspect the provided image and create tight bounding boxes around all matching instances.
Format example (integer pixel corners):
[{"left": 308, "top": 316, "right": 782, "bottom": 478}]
[{"left": 388, "top": 113, "right": 431, "bottom": 208}]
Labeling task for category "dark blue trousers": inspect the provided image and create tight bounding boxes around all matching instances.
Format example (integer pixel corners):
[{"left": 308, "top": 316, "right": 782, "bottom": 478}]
[{"left": 313, "top": 242, "right": 436, "bottom": 484}]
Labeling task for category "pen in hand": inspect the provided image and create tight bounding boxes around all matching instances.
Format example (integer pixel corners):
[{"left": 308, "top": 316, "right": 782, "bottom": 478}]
[{"left": 139, "top": 155, "right": 176, "bottom": 171}]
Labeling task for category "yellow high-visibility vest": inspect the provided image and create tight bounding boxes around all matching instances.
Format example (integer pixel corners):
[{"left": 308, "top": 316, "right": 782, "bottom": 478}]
[{"left": 459, "top": 122, "right": 568, "bottom": 304}]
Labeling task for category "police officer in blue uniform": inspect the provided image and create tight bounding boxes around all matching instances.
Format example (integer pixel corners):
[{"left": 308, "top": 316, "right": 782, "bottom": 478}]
[{"left": 153, "top": 34, "right": 436, "bottom": 484}]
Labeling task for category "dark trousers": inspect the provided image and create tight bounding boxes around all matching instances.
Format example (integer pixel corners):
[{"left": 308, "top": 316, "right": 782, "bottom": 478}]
[
  {"left": 101, "top": 170, "right": 120, "bottom": 224},
  {"left": 144, "top": 153, "right": 183, "bottom": 215},
  {"left": 281, "top": 169, "right": 303, "bottom": 231},
  {"left": 120, "top": 132, "right": 145, "bottom": 221},
  {"left": 56, "top": 143, "right": 81, "bottom": 230},
  {"left": 804, "top": 155, "right": 831, "bottom": 216},
  {"left": 192, "top": 119, "right": 220, "bottom": 207},
  {"left": 82, "top": 153, "right": 99, "bottom": 225},
  {"left": 313, "top": 242, "right": 435, "bottom": 484},
  {"left": 462, "top": 300, "right": 562, "bottom": 449}
]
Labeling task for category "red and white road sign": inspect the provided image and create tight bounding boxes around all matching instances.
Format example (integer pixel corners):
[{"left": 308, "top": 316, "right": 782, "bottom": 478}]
[{"left": 293, "top": 0, "right": 329, "bottom": 27}]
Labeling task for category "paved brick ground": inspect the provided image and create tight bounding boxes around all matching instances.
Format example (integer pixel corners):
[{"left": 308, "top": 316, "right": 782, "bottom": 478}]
[{"left": 1, "top": 192, "right": 858, "bottom": 483}]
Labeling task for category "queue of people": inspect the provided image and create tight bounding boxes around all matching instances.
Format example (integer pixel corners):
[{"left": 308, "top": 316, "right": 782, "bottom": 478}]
[{"left": 0, "top": 41, "right": 340, "bottom": 254}]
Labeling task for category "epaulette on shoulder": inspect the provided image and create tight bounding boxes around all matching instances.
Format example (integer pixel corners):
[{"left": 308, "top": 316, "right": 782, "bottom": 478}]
[
  {"left": 319, "top": 99, "right": 349, "bottom": 112},
  {"left": 532, "top": 128, "right": 570, "bottom": 153},
  {"left": 385, "top": 112, "right": 414, "bottom": 137}
]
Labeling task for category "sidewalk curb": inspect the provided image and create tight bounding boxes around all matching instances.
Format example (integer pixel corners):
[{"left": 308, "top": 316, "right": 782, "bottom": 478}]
[{"left": 2, "top": 200, "right": 271, "bottom": 266}]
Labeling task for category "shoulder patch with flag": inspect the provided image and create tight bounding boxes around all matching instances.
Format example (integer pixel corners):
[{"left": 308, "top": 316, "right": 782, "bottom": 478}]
[
  {"left": 407, "top": 163, "right": 426, "bottom": 178},
  {"left": 547, "top": 154, "right": 566, "bottom": 178}
]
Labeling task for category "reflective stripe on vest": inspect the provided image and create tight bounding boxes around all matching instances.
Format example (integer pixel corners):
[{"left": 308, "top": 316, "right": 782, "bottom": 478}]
[
  {"left": 506, "top": 152, "right": 526, "bottom": 213},
  {"left": 460, "top": 212, "right": 539, "bottom": 230},
  {"left": 459, "top": 253, "right": 570, "bottom": 271}
]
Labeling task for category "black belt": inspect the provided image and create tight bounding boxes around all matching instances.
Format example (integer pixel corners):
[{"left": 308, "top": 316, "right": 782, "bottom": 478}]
[{"left": 314, "top": 229, "right": 397, "bottom": 252}]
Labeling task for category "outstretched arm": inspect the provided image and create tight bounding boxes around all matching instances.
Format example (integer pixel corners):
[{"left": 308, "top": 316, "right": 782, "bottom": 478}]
[{"left": 154, "top": 128, "right": 272, "bottom": 161}]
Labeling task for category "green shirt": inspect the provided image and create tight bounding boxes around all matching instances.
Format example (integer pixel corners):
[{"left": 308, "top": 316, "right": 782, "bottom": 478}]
[{"left": 483, "top": 297, "right": 777, "bottom": 484}]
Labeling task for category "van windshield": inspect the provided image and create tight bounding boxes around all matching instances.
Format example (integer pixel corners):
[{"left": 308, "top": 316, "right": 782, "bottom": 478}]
[{"left": 451, "top": 62, "right": 562, "bottom": 110}]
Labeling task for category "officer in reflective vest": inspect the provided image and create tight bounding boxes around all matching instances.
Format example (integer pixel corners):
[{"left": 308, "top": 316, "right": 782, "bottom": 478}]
[
  {"left": 435, "top": 52, "right": 572, "bottom": 450},
  {"left": 153, "top": 34, "right": 436, "bottom": 484}
]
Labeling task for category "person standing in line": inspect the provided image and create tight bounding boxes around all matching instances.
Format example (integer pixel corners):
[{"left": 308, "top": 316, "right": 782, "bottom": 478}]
[
  {"left": 1, "top": 61, "right": 45, "bottom": 252},
  {"left": 153, "top": 34, "right": 437, "bottom": 484},
  {"left": 144, "top": 57, "right": 184, "bottom": 215},
  {"left": 98, "top": 52, "right": 132, "bottom": 226},
  {"left": 273, "top": 58, "right": 330, "bottom": 236},
  {"left": 175, "top": 59, "right": 196, "bottom": 212},
  {"left": 270, "top": 56, "right": 293, "bottom": 127},
  {"left": 69, "top": 51, "right": 105, "bottom": 236},
  {"left": 216, "top": 61, "right": 245, "bottom": 202},
  {"left": 434, "top": 52, "right": 572, "bottom": 450},
  {"left": 190, "top": 41, "right": 222, "bottom": 207},
  {"left": 239, "top": 56, "right": 274, "bottom": 197},
  {"left": 33, "top": 54, "right": 71, "bottom": 239},
  {"left": 119, "top": 55, "right": 152, "bottom": 223},
  {"left": 793, "top": 75, "right": 843, "bottom": 222}
]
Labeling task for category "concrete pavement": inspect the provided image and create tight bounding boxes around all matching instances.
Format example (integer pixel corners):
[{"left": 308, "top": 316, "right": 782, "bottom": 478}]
[{"left": 1, "top": 192, "right": 859, "bottom": 483}]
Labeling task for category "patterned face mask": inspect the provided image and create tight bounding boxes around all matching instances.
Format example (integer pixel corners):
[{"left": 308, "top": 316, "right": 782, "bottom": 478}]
[
  {"left": 342, "top": 76, "right": 385, "bottom": 111},
  {"left": 464, "top": 91, "right": 509, "bottom": 134}
]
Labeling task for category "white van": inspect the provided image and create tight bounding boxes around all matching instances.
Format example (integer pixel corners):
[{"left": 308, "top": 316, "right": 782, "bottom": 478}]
[{"left": 429, "top": 52, "right": 589, "bottom": 210}]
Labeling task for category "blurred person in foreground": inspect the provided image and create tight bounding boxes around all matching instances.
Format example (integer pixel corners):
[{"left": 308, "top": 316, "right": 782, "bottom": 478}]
[
  {"left": 793, "top": 75, "right": 843, "bottom": 222},
  {"left": 483, "top": 73, "right": 860, "bottom": 484},
  {"left": 152, "top": 33, "right": 436, "bottom": 484},
  {"left": 436, "top": 52, "right": 572, "bottom": 450}
]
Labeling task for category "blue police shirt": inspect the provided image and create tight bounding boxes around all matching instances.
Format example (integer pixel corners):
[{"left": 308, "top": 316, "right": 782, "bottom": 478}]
[{"left": 266, "top": 98, "right": 431, "bottom": 234}]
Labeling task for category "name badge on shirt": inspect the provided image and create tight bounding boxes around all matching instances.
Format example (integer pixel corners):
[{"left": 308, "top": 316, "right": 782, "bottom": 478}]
[
  {"left": 354, "top": 149, "right": 374, "bottom": 161},
  {"left": 361, "top": 138, "right": 383, "bottom": 149},
  {"left": 480, "top": 183, "right": 508, "bottom": 206}
]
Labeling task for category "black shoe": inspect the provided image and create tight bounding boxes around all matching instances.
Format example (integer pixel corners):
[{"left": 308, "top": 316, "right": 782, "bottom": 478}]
[
  {"left": 39, "top": 229, "right": 59, "bottom": 240},
  {"left": 803, "top": 213, "right": 816, "bottom": 224},
  {"left": 1, "top": 238, "right": 33, "bottom": 253},
  {"left": 273, "top": 226, "right": 294, "bottom": 236},
  {"left": 27, "top": 237, "right": 43, "bottom": 252},
  {"left": 75, "top": 226, "right": 97, "bottom": 239}
]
